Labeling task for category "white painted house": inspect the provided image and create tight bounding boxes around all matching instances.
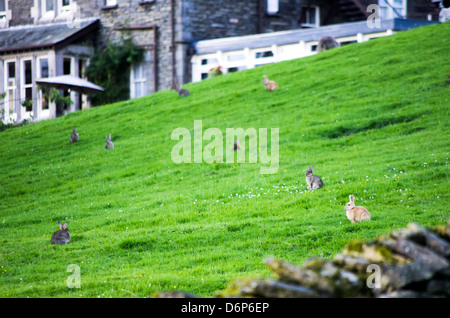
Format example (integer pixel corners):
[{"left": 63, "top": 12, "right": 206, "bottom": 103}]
[
  {"left": 191, "top": 18, "right": 437, "bottom": 83},
  {"left": 0, "top": 18, "right": 98, "bottom": 124}
]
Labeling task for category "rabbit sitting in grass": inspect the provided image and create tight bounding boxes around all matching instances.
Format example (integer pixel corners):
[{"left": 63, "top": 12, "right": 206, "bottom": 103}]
[
  {"left": 70, "top": 128, "right": 79, "bottom": 144},
  {"left": 305, "top": 165, "right": 323, "bottom": 190},
  {"left": 105, "top": 134, "right": 114, "bottom": 149},
  {"left": 262, "top": 75, "right": 279, "bottom": 92},
  {"left": 233, "top": 139, "right": 241, "bottom": 151},
  {"left": 171, "top": 79, "right": 190, "bottom": 97},
  {"left": 344, "top": 195, "right": 371, "bottom": 223},
  {"left": 317, "top": 36, "right": 340, "bottom": 52},
  {"left": 51, "top": 221, "right": 70, "bottom": 245}
]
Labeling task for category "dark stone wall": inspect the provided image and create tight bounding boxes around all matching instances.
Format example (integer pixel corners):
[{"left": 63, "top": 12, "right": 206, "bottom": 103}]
[
  {"left": 8, "top": 0, "right": 34, "bottom": 26},
  {"left": 181, "top": 0, "right": 259, "bottom": 41}
]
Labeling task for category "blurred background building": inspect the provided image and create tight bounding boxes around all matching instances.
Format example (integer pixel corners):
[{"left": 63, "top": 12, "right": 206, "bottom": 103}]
[{"left": 0, "top": 0, "right": 441, "bottom": 123}]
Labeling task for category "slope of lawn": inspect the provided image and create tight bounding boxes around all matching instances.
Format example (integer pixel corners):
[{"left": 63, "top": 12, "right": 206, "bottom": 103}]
[{"left": 0, "top": 22, "right": 449, "bottom": 298}]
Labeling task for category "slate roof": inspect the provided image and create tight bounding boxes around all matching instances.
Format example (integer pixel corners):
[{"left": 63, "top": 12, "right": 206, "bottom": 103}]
[
  {"left": 0, "top": 18, "right": 99, "bottom": 54},
  {"left": 193, "top": 19, "right": 437, "bottom": 55}
]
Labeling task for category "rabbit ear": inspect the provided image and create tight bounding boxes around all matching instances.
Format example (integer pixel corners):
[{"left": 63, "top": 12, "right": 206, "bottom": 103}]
[
  {"left": 63, "top": 222, "right": 68, "bottom": 229},
  {"left": 349, "top": 195, "right": 354, "bottom": 202},
  {"left": 58, "top": 221, "right": 63, "bottom": 229},
  {"left": 312, "top": 165, "right": 314, "bottom": 170},
  {"left": 109, "top": 134, "right": 111, "bottom": 140}
]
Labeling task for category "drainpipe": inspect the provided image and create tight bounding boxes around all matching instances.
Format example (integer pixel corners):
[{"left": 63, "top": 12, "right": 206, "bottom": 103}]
[
  {"left": 153, "top": 26, "right": 158, "bottom": 92},
  {"left": 258, "top": 0, "right": 263, "bottom": 33},
  {"left": 185, "top": 47, "right": 195, "bottom": 84},
  {"left": 171, "top": 0, "right": 176, "bottom": 86}
]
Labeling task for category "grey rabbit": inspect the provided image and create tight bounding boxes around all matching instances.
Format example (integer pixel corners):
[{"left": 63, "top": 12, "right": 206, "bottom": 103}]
[
  {"left": 70, "top": 128, "right": 79, "bottom": 144},
  {"left": 105, "top": 134, "right": 114, "bottom": 149},
  {"left": 317, "top": 36, "right": 340, "bottom": 52},
  {"left": 171, "top": 79, "right": 190, "bottom": 97},
  {"left": 305, "top": 165, "right": 324, "bottom": 190},
  {"left": 51, "top": 221, "right": 70, "bottom": 245},
  {"left": 233, "top": 139, "right": 241, "bottom": 151}
]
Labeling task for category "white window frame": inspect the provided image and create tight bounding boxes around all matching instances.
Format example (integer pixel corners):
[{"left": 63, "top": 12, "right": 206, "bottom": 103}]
[
  {"left": 41, "top": 0, "right": 55, "bottom": 19},
  {"left": 378, "top": 0, "right": 407, "bottom": 19},
  {"left": 105, "top": 0, "right": 117, "bottom": 6},
  {"left": 3, "top": 60, "right": 17, "bottom": 123},
  {"left": 37, "top": 57, "right": 50, "bottom": 115},
  {"left": 21, "top": 59, "right": 34, "bottom": 115},
  {"left": 63, "top": 56, "right": 73, "bottom": 75},
  {"left": 0, "top": 0, "right": 6, "bottom": 19},
  {"left": 267, "top": 0, "right": 279, "bottom": 15},
  {"left": 130, "top": 64, "right": 146, "bottom": 99},
  {"left": 59, "top": 0, "right": 72, "bottom": 15},
  {"left": 301, "top": 6, "right": 320, "bottom": 28},
  {"left": 0, "top": 0, "right": 11, "bottom": 28}
]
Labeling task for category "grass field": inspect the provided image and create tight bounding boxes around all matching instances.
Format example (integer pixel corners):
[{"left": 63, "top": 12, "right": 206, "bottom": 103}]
[{"left": 0, "top": 22, "right": 449, "bottom": 298}]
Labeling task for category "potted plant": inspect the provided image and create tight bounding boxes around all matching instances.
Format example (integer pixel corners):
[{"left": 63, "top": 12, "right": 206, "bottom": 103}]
[{"left": 207, "top": 66, "right": 223, "bottom": 79}]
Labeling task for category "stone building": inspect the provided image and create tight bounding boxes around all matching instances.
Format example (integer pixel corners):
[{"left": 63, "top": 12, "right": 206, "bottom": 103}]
[{"left": 0, "top": 0, "right": 441, "bottom": 123}]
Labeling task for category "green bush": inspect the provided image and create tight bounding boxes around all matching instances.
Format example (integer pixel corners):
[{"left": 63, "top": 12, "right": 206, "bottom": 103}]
[{"left": 85, "top": 36, "right": 144, "bottom": 106}]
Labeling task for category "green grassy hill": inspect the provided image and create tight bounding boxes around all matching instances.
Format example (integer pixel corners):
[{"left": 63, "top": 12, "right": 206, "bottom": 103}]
[{"left": 0, "top": 22, "right": 449, "bottom": 298}]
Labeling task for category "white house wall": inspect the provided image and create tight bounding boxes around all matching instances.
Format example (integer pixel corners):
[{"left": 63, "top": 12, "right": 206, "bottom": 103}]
[
  {"left": 191, "top": 30, "right": 395, "bottom": 83},
  {"left": 1, "top": 49, "right": 57, "bottom": 124}
]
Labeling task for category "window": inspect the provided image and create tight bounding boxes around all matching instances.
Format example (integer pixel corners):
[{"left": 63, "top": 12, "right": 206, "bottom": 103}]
[
  {"left": 105, "top": 0, "right": 117, "bottom": 6},
  {"left": 267, "top": 0, "right": 279, "bottom": 15},
  {"left": 39, "top": 58, "right": 49, "bottom": 110},
  {"left": 59, "top": 0, "right": 71, "bottom": 14},
  {"left": 0, "top": 0, "right": 9, "bottom": 26},
  {"left": 62, "top": 57, "right": 71, "bottom": 110},
  {"left": 5, "top": 61, "right": 16, "bottom": 116},
  {"left": 227, "top": 54, "right": 245, "bottom": 62},
  {"left": 227, "top": 66, "right": 247, "bottom": 73},
  {"left": 300, "top": 6, "right": 320, "bottom": 27},
  {"left": 78, "top": 59, "right": 86, "bottom": 79},
  {"left": 41, "top": 0, "right": 55, "bottom": 18},
  {"left": 340, "top": 40, "right": 358, "bottom": 46},
  {"left": 255, "top": 51, "right": 274, "bottom": 59},
  {"left": 22, "top": 60, "right": 33, "bottom": 112},
  {"left": 131, "top": 64, "right": 146, "bottom": 98},
  {"left": 40, "top": 58, "right": 49, "bottom": 78},
  {"left": 63, "top": 57, "right": 72, "bottom": 75},
  {"left": 201, "top": 58, "right": 218, "bottom": 65},
  {"left": 0, "top": 0, "right": 6, "bottom": 19},
  {"left": 378, "top": 0, "right": 407, "bottom": 19}
]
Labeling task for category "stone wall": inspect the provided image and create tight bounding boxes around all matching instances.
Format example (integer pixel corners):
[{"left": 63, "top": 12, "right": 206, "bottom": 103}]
[
  {"left": 157, "top": 221, "right": 450, "bottom": 298},
  {"left": 8, "top": 0, "right": 34, "bottom": 26},
  {"left": 76, "top": 0, "right": 174, "bottom": 92},
  {"left": 181, "top": 0, "right": 342, "bottom": 41}
]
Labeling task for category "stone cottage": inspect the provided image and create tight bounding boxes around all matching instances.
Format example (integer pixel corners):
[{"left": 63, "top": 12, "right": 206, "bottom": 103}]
[{"left": 0, "top": 0, "right": 440, "bottom": 123}]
